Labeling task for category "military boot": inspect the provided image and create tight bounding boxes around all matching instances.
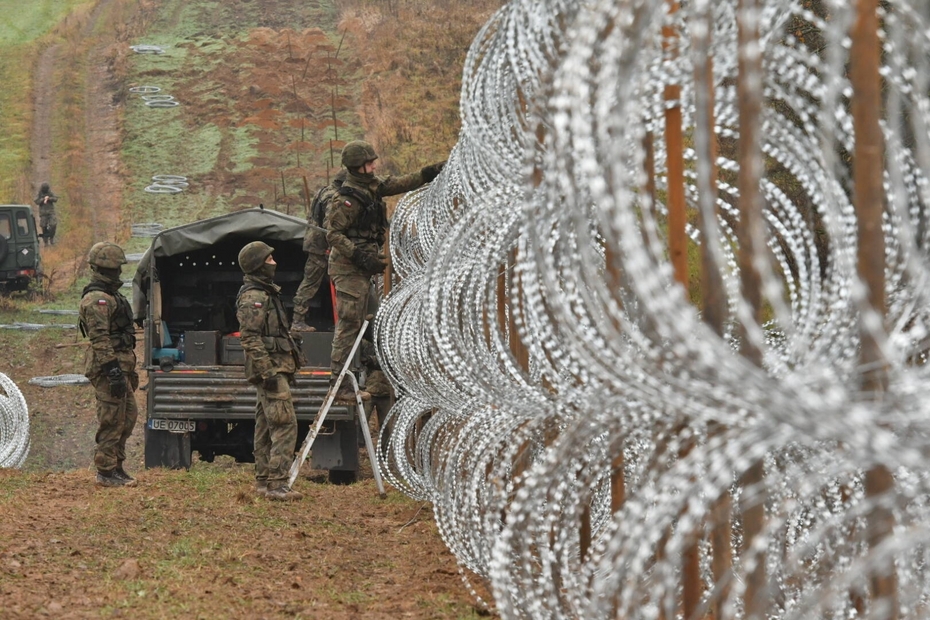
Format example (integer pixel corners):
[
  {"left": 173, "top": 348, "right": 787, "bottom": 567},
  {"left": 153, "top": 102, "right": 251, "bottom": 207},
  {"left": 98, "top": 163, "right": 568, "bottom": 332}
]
[
  {"left": 255, "top": 479, "right": 269, "bottom": 496},
  {"left": 95, "top": 469, "right": 127, "bottom": 487},
  {"left": 114, "top": 466, "right": 138, "bottom": 487},
  {"left": 290, "top": 313, "right": 316, "bottom": 333},
  {"left": 266, "top": 485, "right": 304, "bottom": 501}
]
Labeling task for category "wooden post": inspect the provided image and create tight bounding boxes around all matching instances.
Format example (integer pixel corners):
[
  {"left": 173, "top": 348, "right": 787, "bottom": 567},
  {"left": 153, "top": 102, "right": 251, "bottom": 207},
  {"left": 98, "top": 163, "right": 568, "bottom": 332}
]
[
  {"left": 664, "top": 0, "right": 689, "bottom": 290},
  {"left": 850, "top": 0, "right": 897, "bottom": 616},
  {"left": 302, "top": 175, "right": 313, "bottom": 217},
  {"left": 736, "top": 0, "right": 768, "bottom": 616}
]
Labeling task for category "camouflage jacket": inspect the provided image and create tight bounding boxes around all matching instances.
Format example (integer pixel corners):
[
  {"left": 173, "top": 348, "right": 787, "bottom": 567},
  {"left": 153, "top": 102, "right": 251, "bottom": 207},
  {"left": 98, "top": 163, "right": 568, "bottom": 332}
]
[
  {"left": 35, "top": 191, "right": 58, "bottom": 217},
  {"left": 325, "top": 169, "right": 426, "bottom": 276},
  {"left": 79, "top": 276, "right": 136, "bottom": 378},
  {"left": 236, "top": 275, "right": 301, "bottom": 383}
]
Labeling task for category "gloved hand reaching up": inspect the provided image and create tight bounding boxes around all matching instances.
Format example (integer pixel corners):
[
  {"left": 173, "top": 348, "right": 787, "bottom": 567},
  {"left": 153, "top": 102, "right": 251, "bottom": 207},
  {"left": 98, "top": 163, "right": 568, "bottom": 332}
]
[{"left": 420, "top": 161, "right": 446, "bottom": 183}]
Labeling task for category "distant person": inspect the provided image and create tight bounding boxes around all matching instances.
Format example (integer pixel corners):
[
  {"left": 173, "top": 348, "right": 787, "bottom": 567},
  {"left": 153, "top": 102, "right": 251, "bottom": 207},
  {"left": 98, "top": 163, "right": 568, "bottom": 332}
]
[
  {"left": 324, "top": 140, "right": 444, "bottom": 403},
  {"left": 291, "top": 170, "right": 347, "bottom": 333},
  {"left": 236, "top": 241, "right": 304, "bottom": 501},
  {"left": 79, "top": 242, "right": 138, "bottom": 488},
  {"left": 34, "top": 182, "right": 58, "bottom": 245}
]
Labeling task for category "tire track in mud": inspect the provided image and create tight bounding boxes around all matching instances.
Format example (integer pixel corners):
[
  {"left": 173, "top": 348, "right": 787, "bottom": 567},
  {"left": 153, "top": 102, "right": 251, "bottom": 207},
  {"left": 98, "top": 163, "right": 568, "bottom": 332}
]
[
  {"left": 81, "top": 0, "right": 123, "bottom": 241},
  {"left": 30, "top": 44, "right": 60, "bottom": 203},
  {"left": 29, "top": 0, "right": 124, "bottom": 246}
]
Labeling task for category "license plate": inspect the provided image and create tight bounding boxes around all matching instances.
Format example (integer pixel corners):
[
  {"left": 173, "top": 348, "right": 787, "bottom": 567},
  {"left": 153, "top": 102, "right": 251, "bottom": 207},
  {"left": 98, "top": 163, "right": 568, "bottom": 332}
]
[{"left": 148, "top": 419, "right": 195, "bottom": 433}]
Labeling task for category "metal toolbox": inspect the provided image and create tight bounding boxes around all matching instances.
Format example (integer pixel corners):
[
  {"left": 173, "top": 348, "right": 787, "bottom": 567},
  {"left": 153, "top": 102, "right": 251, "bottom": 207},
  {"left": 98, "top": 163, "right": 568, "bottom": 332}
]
[
  {"left": 184, "top": 331, "right": 220, "bottom": 366},
  {"left": 220, "top": 335, "right": 245, "bottom": 365}
]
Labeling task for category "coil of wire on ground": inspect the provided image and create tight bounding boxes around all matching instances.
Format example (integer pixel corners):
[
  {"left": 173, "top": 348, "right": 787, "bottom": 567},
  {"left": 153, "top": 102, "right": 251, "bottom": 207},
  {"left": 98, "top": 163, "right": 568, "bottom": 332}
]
[
  {"left": 0, "top": 373, "right": 30, "bottom": 468},
  {"left": 376, "top": 0, "right": 930, "bottom": 617},
  {"left": 131, "top": 222, "right": 164, "bottom": 238}
]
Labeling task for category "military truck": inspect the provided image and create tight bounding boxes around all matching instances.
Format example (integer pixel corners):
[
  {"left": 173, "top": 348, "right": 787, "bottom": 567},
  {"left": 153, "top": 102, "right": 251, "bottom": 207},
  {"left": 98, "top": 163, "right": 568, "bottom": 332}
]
[
  {"left": 131, "top": 207, "right": 364, "bottom": 482},
  {"left": 0, "top": 205, "right": 42, "bottom": 292}
]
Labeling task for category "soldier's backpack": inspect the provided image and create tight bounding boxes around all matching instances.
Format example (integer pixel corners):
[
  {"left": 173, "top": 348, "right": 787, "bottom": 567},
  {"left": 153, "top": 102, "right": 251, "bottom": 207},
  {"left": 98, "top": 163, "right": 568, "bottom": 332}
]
[{"left": 310, "top": 182, "right": 340, "bottom": 228}]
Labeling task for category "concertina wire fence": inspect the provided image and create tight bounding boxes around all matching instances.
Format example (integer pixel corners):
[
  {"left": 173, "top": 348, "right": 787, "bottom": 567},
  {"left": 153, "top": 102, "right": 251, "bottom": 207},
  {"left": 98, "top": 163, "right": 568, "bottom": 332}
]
[{"left": 374, "top": 0, "right": 930, "bottom": 618}]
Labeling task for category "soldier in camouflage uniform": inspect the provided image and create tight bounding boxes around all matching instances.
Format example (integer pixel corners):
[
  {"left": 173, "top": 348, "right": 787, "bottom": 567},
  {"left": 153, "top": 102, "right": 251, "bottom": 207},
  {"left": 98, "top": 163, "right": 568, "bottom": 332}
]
[
  {"left": 325, "top": 140, "right": 444, "bottom": 402},
  {"left": 34, "top": 182, "right": 58, "bottom": 245},
  {"left": 80, "top": 242, "right": 139, "bottom": 487},
  {"left": 236, "top": 241, "right": 305, "bottom": 501},
  {"left": 291, "top": 170, "right": 348, "bottom": 332}
]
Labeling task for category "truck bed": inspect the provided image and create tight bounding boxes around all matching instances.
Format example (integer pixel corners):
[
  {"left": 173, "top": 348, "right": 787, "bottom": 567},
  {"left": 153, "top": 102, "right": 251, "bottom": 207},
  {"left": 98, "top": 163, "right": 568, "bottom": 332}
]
[{"left": 147, "top": 367, "right": 355, "bottom": 421}]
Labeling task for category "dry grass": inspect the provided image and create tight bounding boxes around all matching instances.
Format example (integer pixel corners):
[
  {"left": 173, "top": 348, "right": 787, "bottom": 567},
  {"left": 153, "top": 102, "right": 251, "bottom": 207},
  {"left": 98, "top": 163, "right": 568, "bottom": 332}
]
[{"left": 339, "top": 0, "right": 504, "bottom": 175}]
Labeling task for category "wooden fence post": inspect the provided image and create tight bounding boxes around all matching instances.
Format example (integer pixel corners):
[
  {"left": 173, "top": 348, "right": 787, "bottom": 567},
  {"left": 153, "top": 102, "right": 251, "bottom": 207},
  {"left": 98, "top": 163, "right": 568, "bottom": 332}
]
[{"left": 850, "top": 0, "right": 897, "bottom": 616}]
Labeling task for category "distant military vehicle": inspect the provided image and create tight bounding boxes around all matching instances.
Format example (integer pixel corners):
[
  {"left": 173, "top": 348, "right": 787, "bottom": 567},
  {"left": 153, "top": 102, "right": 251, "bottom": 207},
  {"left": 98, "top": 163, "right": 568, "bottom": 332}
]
[
  {"left": 0, "top": 205, "right": 42, "bottom": 292},
  {"left": 132, "top": 208, "right": 365, "bottom": 483}
]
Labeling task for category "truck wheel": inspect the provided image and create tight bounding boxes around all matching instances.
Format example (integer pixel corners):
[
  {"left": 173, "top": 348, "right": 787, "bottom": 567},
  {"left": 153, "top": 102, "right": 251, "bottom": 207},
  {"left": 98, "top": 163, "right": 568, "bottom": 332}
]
[
  {"left": 144, "top": 426, "right": 192, "bottom": 470},
  {"left": 328, "top": 469, "right": 357, "bottom": 485}
]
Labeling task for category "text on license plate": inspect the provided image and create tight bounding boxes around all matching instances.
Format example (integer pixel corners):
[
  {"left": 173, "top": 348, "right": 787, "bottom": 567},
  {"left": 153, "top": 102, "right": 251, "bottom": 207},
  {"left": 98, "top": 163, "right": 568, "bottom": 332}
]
[{"left": 148, "top": 419, "right": 196, "bottom": 433}]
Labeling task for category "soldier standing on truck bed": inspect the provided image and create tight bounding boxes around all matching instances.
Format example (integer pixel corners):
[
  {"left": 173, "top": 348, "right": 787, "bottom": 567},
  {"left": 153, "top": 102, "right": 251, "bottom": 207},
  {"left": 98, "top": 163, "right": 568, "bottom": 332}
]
[
  {"left": 34, "top": 182, "right": 58, "bottom": 245},
  {"left": 324, "top": 140, "right": 444, "bottom": 403},
  {"left": 79, "top": 242, "right": 139, "bottom": 488},
  {"left": 236, "top": 241, "right": 305, "bottom": 501},
  {"left": 291, "top": 169, "right": 348, "bottom": 333}
]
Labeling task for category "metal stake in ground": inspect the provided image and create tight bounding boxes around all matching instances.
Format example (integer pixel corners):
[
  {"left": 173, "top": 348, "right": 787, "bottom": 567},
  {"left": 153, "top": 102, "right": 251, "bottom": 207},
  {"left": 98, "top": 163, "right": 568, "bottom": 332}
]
[{"left": 287, "top": 319, "right": 370, "bottom": 489}]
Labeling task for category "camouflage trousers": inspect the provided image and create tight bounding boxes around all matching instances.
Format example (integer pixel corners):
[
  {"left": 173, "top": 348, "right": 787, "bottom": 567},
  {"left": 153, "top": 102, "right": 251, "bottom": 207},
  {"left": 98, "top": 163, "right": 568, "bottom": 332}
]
[
  {"left": 292, "top": 253, "right": 328, "bottom": 320},
  {"left": 254, "top": 373, "right": 298, "bottom": 488},
  {"left": 90, "top": 372, "right": 139, "bottom": 472},
  {"left": 40, "top": 212, "right": 57, "bottom": 245},
  {"left": 330, "top": 272, "right": 371, "bottom": 375}
]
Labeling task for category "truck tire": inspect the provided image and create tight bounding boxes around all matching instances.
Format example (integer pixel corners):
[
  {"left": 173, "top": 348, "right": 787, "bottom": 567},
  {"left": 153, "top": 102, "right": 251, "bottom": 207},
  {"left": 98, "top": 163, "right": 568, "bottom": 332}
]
[{"left": 144, "top": 426, "right": 192, "bottom": 470}]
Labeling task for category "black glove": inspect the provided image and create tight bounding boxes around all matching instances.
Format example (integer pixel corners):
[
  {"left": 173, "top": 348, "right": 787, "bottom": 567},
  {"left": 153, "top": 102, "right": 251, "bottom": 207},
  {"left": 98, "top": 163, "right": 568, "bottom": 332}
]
[
  {"left": 420, "top": 161, "right": 446, "bottom": 183},
  {"left": 351, "top": 248, "right": 388, "bottom": 276},
  {"left": 102, "top": 360, "right": 127, "bottom": 398},
  {"left": 262, "top": 375, "right": 279, "bottom": 392}
]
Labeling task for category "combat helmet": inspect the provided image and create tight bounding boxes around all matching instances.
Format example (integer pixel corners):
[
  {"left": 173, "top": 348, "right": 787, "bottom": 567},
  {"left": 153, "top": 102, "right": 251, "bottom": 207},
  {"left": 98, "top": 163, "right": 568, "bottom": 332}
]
[
  {"left": 341, "top": 140, "right": 378, "bottom": 169},
  {"left": 238, "top": 241, "right": 274, "bottom": 274},
  {"left": 87, "top": 241, "right": 127, "bottom": 269}
]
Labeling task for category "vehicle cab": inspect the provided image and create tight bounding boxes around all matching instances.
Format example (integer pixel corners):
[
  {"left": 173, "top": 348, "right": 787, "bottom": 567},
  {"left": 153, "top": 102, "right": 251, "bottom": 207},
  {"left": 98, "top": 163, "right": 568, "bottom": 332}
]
[{"left": 0, "top": 205, "right": 41, "bottom": 291}]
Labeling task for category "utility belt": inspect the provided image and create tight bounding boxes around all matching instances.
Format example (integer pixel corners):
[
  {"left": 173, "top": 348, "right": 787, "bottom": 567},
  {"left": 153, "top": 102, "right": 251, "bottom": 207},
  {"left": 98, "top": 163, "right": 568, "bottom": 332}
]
[{"left": 261, "top": 335, "right": 294, "bottom": 353}]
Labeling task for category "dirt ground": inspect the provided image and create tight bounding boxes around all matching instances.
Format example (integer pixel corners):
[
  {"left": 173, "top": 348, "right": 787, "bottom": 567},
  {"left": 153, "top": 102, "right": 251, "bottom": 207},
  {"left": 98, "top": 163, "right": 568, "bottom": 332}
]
[
  {"left": 1, "top": 0, "right": 493, "bottom": 617},
  {"left": 0, "top": 335, "right": 489, "bottom": 620}
]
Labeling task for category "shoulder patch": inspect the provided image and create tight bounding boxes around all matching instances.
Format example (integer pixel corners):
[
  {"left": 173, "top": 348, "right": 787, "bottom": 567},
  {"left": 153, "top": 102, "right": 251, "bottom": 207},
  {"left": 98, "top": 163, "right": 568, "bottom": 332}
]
[
  {"left": 252, "top": 302, "right": 263, "bottom": 308},
  {"left": 97, "top": 299, "right": 108, "bottom": 305},
  {"left": 344, "top": 200, "right": 352, "bottom": 206}
]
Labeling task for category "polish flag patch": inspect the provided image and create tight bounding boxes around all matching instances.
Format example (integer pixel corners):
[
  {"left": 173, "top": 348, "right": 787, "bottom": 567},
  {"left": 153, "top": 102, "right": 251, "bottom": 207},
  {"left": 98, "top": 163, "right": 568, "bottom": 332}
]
[
  {"left": 97, "top": 299, "right": 108, "bottom": 305},
  {"left": 344, "top": 200, "right": 351, "bottom": 206},
  {"left": 252, "top": 302, "right": 263, "bottom": 308}
]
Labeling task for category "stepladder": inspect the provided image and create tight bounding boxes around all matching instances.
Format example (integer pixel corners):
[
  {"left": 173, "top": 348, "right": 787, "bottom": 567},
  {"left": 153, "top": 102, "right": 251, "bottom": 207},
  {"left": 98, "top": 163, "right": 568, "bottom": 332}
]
[{"left": 287, "top": 319, "right": 386, "bottom": 497}]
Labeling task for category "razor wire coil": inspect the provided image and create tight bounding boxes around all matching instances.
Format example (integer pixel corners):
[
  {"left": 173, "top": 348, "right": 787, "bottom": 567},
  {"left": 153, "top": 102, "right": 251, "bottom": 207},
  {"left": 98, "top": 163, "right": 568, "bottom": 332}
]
[
  {"left": 375, "top": 1, "right": 930, "bottom": 617},
  {"left": 28, "top": 374, "right": 89, "bottom": 388},
  {"left": 0, "top": 373, "right": 29, "bottom": 468},
  {"left": 131, "top": 222, "right": 164, "bottom": 238}
]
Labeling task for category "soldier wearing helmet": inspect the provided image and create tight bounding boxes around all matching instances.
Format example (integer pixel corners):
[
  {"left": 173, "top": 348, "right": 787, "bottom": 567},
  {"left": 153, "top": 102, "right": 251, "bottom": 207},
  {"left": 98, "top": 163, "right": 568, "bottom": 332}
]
[
  {"left": 324, "top": 139, "right": 445, "bottom": 403},
  {"left": 34, "top": 182, "right": 58, "bottom": 245},
  {"left": 79, "top": 241, "right": 139, "bottom": 487},
  {"left": 235, "top": 241, "right": 305, "bottom": 501}
]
